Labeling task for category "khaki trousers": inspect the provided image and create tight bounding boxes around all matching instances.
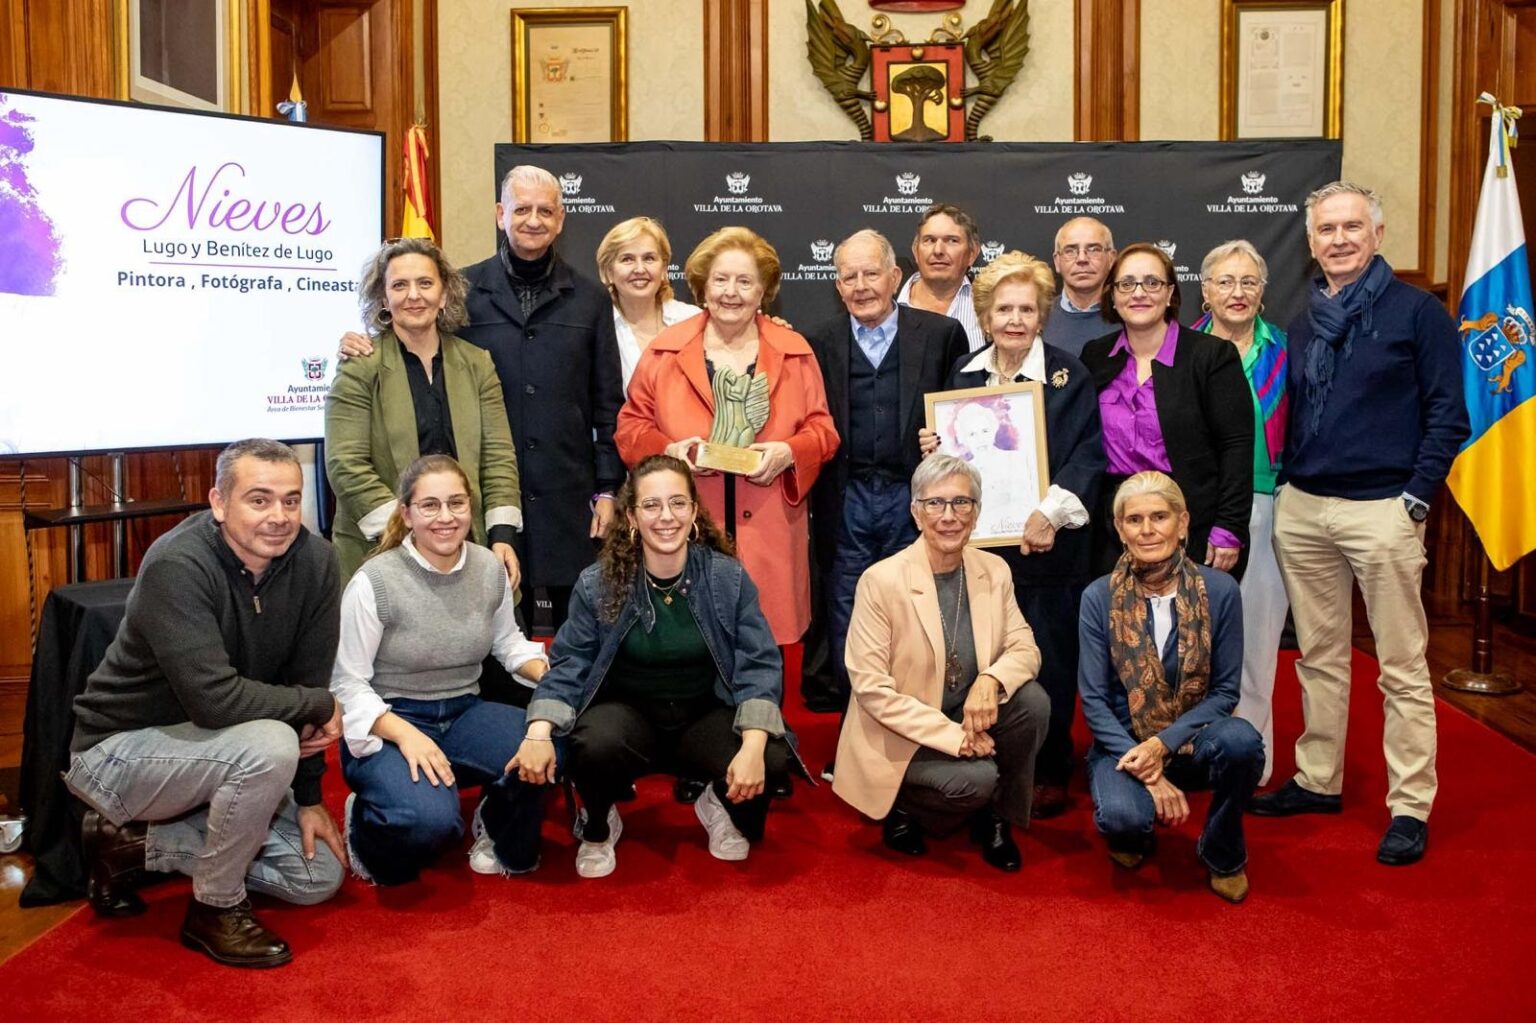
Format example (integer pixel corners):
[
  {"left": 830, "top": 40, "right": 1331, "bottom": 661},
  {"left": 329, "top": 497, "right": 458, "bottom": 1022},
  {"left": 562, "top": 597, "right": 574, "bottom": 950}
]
[{"left": 1272, "top": 485, "right": 1436, "bottom": 820}]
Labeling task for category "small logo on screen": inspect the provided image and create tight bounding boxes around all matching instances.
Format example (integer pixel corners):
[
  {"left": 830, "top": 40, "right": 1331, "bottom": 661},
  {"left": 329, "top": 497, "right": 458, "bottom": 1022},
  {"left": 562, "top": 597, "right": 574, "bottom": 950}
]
[{"left": 300, "top": 356, "right": 329, "bottom": 381}]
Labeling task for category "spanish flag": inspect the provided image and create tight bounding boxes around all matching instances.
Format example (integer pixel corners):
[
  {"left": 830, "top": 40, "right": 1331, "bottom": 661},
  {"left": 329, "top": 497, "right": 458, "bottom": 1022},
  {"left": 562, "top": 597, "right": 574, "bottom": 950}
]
[
  {"left": 401, "top": 123, "right": 434, "bottom": 239},
  {"left": 1447, "top": 94, "right": 1536, "bottom": 570}
]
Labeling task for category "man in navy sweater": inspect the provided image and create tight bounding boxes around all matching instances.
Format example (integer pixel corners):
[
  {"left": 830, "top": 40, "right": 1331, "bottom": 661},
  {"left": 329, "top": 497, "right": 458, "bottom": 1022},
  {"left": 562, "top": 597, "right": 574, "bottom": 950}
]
[{"left": 1250, "top": 182, "right": 1469, "bottom": 866}]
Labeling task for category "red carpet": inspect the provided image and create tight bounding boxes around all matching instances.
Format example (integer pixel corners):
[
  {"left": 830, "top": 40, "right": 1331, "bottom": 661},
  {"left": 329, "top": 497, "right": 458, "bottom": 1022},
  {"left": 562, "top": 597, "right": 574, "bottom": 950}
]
[{"left": 5, "top": 649, "right": 1535, "bottom": 1022}]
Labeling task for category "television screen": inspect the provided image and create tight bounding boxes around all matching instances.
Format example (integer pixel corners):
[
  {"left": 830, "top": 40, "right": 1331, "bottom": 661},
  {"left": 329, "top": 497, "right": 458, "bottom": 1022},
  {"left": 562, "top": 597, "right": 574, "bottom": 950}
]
[{"left": 0, "top": 89, "right": 384, "bottom": 457}]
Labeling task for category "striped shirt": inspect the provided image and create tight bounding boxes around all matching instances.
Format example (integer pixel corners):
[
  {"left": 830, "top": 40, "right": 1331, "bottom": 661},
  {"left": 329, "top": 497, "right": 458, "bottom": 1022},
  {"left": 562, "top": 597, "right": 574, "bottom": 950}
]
[{"left": 897, "top": 273, "right": 985, "bottom": 352}]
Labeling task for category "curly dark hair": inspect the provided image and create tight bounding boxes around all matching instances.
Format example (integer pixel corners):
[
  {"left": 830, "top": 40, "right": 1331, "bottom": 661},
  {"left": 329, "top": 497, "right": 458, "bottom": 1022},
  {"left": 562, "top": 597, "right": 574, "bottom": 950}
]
[{"left": 597, "top": 455, "right": 735, "bottom": 623}]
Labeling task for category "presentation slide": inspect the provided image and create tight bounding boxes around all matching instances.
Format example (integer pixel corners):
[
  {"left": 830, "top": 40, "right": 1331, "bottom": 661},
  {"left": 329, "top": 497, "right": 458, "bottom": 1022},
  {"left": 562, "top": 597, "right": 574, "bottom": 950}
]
[{"left": 0, "top": 89, "right": 383, "bottom": 457}]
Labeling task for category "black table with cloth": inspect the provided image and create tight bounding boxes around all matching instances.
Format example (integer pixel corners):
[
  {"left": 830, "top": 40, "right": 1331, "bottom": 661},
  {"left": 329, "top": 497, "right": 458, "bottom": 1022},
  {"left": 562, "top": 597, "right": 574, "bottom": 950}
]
[{"left": 19, "top": 578, "right": 132, "bottom": 905}]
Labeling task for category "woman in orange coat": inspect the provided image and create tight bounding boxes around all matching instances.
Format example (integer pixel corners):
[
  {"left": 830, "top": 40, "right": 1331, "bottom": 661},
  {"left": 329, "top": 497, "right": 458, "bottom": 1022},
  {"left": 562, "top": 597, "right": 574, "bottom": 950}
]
[{"left": 616, "top": 226, "right": 839, "bottom": 645}]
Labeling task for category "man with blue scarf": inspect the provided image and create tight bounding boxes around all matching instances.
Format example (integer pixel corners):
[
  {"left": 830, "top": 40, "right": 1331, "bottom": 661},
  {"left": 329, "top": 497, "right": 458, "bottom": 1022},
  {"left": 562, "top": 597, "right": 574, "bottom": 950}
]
[{"left": 1250, "top": 182, "right": 1468, "bottom": 866}]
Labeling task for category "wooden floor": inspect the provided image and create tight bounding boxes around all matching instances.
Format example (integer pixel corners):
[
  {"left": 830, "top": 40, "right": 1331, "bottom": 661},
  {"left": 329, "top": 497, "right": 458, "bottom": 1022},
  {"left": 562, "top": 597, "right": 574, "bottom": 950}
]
[{"left": 2, "top": 619, "right": 1533, "bottom": 966}]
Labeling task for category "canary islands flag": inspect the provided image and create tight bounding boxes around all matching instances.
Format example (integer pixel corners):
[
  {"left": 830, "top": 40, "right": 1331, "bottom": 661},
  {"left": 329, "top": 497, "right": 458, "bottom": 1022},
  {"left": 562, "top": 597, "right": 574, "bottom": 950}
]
[{"left": 1447, "top": 94, "right": 1536, "bottom": 571}]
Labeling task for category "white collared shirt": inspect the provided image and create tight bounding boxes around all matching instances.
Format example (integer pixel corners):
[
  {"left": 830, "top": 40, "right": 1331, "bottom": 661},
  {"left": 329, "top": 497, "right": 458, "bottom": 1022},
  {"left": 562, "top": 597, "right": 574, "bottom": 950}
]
[
  {"left": 329, "top": 536, "right": 548, "bottom": 757},
  {"left": 615, "top": 299, "right": 701, "bottom": 390},
  {"left": 897, "top": 273, "right": 985, "bottom": 352},
  {"left": 955, "top": 342, "right": 1090, "bottom": 531}
]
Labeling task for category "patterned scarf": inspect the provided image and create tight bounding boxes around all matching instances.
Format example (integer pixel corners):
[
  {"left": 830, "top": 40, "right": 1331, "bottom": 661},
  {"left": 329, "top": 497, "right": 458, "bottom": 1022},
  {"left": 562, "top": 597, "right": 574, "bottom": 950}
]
[
  {"left": 1106, "top": 548, "right": 1212, "bottom": 753},
  {"left": 1302, "top": 254, "right": 1394, "bottom": 442},
  {"left": 1192, "top": 313, "right": 1289, "bottom": 466}
]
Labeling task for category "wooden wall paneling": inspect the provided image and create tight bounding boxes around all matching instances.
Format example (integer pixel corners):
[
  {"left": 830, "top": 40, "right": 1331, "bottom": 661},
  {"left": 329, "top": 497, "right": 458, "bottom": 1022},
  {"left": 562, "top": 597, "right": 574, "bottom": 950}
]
[
  {"left": 702, "top": 0, "right": 768, "bottom": 142},
  {"left": 0, "top": 0, "right": 29, "bottom": 88},
  {"left": 1397, "top": 0, "right": 1445, "bottom": 295},
  {"left": 19, "top": 0, "right": 117, "bottom": 98},
  {"left": 1074, "top": 0, "right": 1139, "bottom": 141},
  {"left": 422, "top": 0, "right": 441, "bottom": 243},
  {"left": 0, "top": 463, "right": 67, "bottom": 681}
]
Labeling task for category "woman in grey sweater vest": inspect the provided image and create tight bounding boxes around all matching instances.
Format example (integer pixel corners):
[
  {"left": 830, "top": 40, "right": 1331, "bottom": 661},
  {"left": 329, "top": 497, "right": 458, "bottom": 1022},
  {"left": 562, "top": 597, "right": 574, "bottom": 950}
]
[{"left": 331, "top": 455, "right": 551, "bottom": 884}]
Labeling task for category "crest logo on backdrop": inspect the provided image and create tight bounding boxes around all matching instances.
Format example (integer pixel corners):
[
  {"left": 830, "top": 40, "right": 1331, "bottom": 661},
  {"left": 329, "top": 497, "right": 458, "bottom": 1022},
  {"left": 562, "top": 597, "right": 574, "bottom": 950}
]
[
  {"left": 980, "top": 240, "right": 1005, "bottom": 263},
  {"left": 810, "top": 239, "right": 835, "bottom": 263},
  {"left": 1155, "top": 240, "right": 1200, "bottom": 284},
  {"left": 1036, "top": 171, "right": 1125, "bottom": 216},
  {"left": 861, "top": 171, "right": 934, "bottom": 213},
  {"left": 896, "top": 172, "right": 921, "bottom": 197},
  {"left": 1207, "top": 170, "right": 1298, "bottom": 214},
  {"left": 555, "top": 171, "right": 614, "bottom": 213},
  {"left": 785, "top": 238, "right": 837, "bottom": 283},
  {"left": 726, "top": 173, "right": 751, "bottom": 196},
  {"left": 696, "top": 171, "right": 783, "bottom": 213}
]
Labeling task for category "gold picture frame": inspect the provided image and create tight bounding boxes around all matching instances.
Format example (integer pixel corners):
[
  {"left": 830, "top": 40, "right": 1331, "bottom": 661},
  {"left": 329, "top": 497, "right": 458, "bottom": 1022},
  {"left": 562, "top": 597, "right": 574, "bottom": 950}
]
[
  {"left": 1220, "top": 0, "right": 1342, "bottom": 140},
  {"left": 923, "top": 382, "right": 1051, "bottom": 549},
  {"left": 115, "top": 0, "right": 245, "bottom": 113},
  {"left": 511, "top": 6, "right": 628, "bottom": 144}
]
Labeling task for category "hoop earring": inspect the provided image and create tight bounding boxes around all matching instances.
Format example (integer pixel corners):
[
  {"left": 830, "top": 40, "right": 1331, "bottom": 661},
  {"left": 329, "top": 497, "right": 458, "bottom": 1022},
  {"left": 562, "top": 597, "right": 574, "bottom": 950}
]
[
  {"left": 628, "top": 525, "right": 637, "bottom": 543},
  {"left": 379, "top": 309, "right": 393, "bottom": 323},
  {"left": 1259, "top": 302, "right": 1266, "bottom": 315},
  {"left": 690, "top": 521, "right": 701, "bottom": 542},
  {"left": 1200, "top": 301, "right": 1210, "bottom": 312}
]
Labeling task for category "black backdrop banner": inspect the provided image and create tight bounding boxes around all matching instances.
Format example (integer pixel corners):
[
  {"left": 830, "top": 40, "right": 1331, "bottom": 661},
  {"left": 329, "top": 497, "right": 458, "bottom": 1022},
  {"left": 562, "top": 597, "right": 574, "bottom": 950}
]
[{"left": 493, "top": 141, "right": 1343, "bottom": 332}]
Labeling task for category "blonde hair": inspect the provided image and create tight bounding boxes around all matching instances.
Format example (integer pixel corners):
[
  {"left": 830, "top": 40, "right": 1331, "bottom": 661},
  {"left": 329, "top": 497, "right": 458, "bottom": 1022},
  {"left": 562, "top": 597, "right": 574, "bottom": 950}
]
[
  {"left": 596, "top": 216, "right": 676, "bottom": 304},
  {"left": 683, "top": 226, "right": 781, "bottom": 308},
  {"left": 370, "top": 455, "right": 472, "bottom": 560},
  {"left": 1112, "top": 471, "right": 1188, "bottom": 521},
  {"left": 971, "top": 250, "right": 1057, "bottom": 331}
]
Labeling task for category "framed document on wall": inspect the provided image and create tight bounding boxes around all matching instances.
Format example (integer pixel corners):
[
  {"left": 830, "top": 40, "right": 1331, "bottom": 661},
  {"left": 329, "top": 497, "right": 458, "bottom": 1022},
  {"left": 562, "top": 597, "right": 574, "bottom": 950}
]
[
  {"left": 924, "top": 382, "right": 1050, "bottom": 549},
  {"left": 511, "top": 6, "right": 629, "bottom": 143},
  {"left": 1220, "top": 0, "right": 1342, "bottom": 140},
  {"left": 120, "top": 0, "right": 238, "bottom": 112}
]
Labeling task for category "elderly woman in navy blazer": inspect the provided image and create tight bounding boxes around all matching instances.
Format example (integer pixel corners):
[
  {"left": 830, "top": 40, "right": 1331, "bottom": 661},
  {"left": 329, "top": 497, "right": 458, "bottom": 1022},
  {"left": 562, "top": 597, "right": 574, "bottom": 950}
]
[{"left": 919, "top": 250, "right": 1104, "bottom": 818}]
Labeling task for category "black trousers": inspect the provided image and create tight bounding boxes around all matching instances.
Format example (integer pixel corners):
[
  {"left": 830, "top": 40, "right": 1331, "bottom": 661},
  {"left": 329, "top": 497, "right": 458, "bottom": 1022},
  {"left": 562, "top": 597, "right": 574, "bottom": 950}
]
[
  {"left": 1016, "top": 582, "right": 1086, "bottom": 787},
  {"left": 568, "top": 696, "right": 792, "bottom": 843}
]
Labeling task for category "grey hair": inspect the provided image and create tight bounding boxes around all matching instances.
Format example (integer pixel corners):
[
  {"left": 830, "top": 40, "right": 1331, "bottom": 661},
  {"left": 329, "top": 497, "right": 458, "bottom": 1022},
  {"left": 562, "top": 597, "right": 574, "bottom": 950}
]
[
  {"left": 1200, "top": 239, "right": 1269, "bottom": 282},
  {"left": 833, "top": 228, "right": 897, "bottom": 272},
  {"left": 911, "top": 453, "right": 982, "bottom": 504},
  {"left": 499, "top": 165, "right": 563, "bottom": 207},
  {"left": 1052, "top": 216, "right": 1116, "bottom": 253},
  {"left": 1304, "top": 180, "right": 1384, "bottom": 233},
  {"left": 357, "top": 237, "right": 469, "bottom": 337},
  {"left": 215, "top": 439, "right": 300, "bottom": 496},
  {"left": 1111, "top": 470, "right": 1187, "bottom": 520}
]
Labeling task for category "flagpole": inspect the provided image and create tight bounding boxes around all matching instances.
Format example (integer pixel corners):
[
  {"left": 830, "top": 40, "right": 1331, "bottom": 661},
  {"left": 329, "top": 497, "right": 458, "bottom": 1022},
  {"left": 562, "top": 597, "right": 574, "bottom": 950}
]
[{"left": 1443, "top": 537, "right": 1518, "bottom": 694}]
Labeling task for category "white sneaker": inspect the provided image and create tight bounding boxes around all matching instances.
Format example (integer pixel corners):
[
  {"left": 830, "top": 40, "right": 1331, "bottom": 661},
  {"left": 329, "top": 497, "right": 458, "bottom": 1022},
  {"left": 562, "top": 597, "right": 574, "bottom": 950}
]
[
  {"left": 469, "top": 801, "right": 539, "bottom": 876},
  {"left": 694, "top": 784, "right": 750, "bottom": 862},
  {"left": 573, "top": 806, "right": 623, "bottom": 879},
  {"left": 342, "top": 793, "right": 374, "bottom": 883}
]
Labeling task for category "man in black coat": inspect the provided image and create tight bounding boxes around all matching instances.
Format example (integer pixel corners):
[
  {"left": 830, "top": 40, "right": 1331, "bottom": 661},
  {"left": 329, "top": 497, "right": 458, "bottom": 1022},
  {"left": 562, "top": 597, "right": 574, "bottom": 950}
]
[
  {"left": 804, "top": 229, "right": 970, "bottom": 717},
  {"left": 457, "top": 165, "right": 625, "bottom": 630}
]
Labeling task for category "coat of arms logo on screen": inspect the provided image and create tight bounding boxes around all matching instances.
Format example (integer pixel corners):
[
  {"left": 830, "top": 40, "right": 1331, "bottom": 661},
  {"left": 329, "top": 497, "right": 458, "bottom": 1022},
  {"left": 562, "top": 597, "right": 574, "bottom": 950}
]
[
  {"left": 301, "top": 357, "right": 329, "bottom": 382},
  {"left": 810, "top": 239, "right": 835, "bottom": 263},
  {"left": 896, "top": 172, "right": 921, "bottom": 196},
  {"left": 726, "top": 172, "right": 751, "bottom": 196},
  {"left": 1461, "top": 305, "right": 1534, "bottom": 396},
  {"left": 980, "top": 240, "right": 1005, "bottom": 263},
  {"left": 559, "top": 173, "right": 583, "bottom": 197},
  {"left": 1241, "top": 171, "right": 1266, "bottom": 195},
  {"left": 805, "top": 0, "right": 1028, "bottom": 143},
  {"left": 1068, "top": 173, "right": 1093, "bottom": 197}
]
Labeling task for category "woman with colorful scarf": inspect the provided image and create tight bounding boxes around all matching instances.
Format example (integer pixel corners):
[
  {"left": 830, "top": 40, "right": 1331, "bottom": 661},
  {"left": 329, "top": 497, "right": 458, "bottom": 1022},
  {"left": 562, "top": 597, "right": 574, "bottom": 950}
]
[
  {"left": 1192, "top": 240, "right": 1289, "bottom": 786},
  {"left": 1078, "top": 472, "right": 1263, "bottom": 903}
]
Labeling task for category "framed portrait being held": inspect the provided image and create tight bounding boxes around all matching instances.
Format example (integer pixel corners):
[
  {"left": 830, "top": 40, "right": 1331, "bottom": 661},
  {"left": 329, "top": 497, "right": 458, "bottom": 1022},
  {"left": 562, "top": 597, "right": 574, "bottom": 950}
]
[{"left": 924, "top": 382, "right": 1049, "bottom": 548}]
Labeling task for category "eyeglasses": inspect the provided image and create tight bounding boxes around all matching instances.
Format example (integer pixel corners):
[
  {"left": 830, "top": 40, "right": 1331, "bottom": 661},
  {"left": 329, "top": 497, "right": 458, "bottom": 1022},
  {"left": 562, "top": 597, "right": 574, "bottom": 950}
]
[
  {"left": 638, "top": 497, "right": 694, "bottom": 516},
  {"left": 1112, "top": 277, "right": 1172, "bottom": 294},
  {"left": 1057, "top": 243, "right": 1108, "bottom": 260},
  {"left": 411, "top": 495, "right": 470, "bottom": 516},
  {"left": 1204, "top": 275, "right": 1265, "bottom": 294},
  {"left": 916, "top": 496, "right": 978, "bottom": 517}
]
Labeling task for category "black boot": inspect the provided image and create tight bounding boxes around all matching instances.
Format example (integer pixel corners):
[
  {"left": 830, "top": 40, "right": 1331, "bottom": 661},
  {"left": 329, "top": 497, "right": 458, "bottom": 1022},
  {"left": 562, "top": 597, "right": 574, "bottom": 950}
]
[
  {"left": 969, "top": 810, "right": 1021, "bottom": 872},
  {"left": 881, "top": 808, "right": 927, "bottom": 856},
  {"left": 82, "top": 811, "right": 148, "bottom": 917}
]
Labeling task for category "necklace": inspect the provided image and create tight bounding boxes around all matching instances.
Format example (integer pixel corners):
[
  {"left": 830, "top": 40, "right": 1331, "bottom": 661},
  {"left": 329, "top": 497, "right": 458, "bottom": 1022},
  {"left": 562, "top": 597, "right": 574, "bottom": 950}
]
[
  {"left": 941, "top": 566, "right": 967, "bottom": 691},
  {"left": 646, "top": 571, "right": 684, "bottom": 605}
]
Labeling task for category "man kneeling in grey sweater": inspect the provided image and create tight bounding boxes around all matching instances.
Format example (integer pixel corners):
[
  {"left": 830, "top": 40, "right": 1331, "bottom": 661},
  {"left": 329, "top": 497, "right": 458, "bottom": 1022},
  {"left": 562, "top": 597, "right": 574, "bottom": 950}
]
[{"left": 65, "top": 439, "right": 345, "bottom": 969}]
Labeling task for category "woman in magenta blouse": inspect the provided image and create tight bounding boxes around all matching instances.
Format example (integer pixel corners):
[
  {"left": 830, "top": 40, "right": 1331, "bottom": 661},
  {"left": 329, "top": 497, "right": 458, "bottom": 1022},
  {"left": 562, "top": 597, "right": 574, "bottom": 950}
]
[{"left": 1079, "top": 243, "right": 1255, "bottom": 579}]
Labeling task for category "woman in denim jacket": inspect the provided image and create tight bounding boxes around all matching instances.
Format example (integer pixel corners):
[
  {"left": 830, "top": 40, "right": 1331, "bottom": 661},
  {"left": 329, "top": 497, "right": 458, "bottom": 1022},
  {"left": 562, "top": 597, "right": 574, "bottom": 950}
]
[{"left": 509, "top": 454, "right": 801, "bottom": 878}]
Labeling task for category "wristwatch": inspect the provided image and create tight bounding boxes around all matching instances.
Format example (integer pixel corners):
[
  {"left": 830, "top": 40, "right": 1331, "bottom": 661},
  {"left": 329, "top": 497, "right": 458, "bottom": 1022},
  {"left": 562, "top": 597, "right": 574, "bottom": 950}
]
[{"left": 1403, "top": 496, "right": 1429, "bottom": 522}]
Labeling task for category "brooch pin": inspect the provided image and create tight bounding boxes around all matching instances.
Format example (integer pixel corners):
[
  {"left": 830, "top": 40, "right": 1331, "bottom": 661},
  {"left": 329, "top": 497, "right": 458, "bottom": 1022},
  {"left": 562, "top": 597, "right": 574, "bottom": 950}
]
[{"left": 1050, "top": 367, "right": 1070, "bottom": 388}]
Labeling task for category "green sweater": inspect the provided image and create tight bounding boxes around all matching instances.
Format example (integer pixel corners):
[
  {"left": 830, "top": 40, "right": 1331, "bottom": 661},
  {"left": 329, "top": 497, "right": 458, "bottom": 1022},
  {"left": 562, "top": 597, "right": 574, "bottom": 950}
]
[{"left": 606, "top": 571, "right": 718, "bottom": 704}]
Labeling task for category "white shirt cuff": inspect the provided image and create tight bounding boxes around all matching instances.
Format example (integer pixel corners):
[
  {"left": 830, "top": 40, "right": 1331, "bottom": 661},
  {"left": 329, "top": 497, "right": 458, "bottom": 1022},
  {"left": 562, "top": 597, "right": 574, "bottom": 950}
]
[
  {"left": 358, "top": 499, "right": 397, "bottom": 540},
  {"left": 1036, "top": 484, "right": 1089, "bottom": 530}
]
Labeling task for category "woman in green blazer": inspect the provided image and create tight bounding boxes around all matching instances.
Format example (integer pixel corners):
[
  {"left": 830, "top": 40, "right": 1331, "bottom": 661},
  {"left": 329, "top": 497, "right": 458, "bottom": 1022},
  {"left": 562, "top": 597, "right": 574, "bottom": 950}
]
[{"left": 325, "top": 238, "right": 522, "bottom": 583}]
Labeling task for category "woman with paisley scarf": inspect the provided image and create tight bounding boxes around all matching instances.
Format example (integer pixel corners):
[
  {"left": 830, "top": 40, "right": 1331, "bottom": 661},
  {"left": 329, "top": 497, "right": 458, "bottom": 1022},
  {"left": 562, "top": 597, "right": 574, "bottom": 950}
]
[
  {"left": 1078, "top": 472, "right": 1264, "bottom": 903},
  {"left": 616, "top": 226, "right": 839, "bottom": 647},
  {"left": 1192, "top": 240, "right": 1289, "bottom": 786}
]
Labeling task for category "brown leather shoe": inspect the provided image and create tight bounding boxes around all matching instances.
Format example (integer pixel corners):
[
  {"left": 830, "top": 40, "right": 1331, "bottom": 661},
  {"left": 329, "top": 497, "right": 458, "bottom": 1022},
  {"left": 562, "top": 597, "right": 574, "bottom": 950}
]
[
  {"left": 1209, "top": 869, "right": 1250, "bottom": 904},
  {"left": 1031, "top": 784, "right": 1069, "bottom": 820},
  {"left": 82, "top": 811, "right": 148, "bottom": 918},
  {"left": 180, "top": 898, "right": 293, "bottom": 969},
  {"left": 1107, "top": 848, "right": 1145, "bottom": 870}
]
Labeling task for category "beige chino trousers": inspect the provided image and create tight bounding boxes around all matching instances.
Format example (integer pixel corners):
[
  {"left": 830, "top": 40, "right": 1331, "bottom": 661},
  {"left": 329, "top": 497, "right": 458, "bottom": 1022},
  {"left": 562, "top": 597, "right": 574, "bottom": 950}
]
[{"left": 1271, "top": 485, "right": 1437, "bottom": 821}]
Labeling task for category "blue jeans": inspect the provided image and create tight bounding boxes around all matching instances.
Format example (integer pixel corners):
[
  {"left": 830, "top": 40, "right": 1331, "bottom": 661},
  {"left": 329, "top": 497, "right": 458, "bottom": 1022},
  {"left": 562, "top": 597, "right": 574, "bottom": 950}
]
[
  {"left": 341, "top": 694, "right": 559, "bottom": 884},
  {"left": 64, "top": 719, "right": 343, "bottom": 908},
  {"left": 1086, "top": 716, "right": 1263, "bottom": 875},
  {"left": 830, "top": 477, "right": 918, "bottom": 695}
]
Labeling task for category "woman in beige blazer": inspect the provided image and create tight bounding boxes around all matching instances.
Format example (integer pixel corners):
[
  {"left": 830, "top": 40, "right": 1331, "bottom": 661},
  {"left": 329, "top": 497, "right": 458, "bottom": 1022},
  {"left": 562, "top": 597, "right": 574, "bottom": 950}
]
[
  {"left": 325, "top": 239, "right": 522, "bottom": 582},
  {"left": 833, "top": 453, "right": 1048, "bottom": 871}
]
